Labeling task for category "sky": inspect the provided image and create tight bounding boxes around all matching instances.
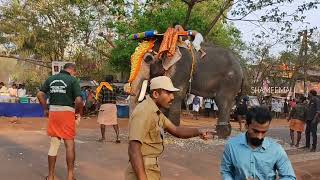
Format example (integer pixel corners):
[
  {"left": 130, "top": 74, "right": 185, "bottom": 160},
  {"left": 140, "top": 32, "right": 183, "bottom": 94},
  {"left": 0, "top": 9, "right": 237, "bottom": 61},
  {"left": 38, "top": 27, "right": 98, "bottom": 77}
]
[{"left": 230, "top": 0, "right": 320, "bottom": 56}]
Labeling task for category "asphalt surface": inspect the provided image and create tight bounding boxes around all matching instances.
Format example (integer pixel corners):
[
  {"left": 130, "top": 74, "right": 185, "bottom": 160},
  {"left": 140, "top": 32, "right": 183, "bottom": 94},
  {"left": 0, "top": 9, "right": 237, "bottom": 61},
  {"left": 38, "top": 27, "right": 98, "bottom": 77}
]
[{"left": 1, "top": 117, "right": 320, "bottom": 179}]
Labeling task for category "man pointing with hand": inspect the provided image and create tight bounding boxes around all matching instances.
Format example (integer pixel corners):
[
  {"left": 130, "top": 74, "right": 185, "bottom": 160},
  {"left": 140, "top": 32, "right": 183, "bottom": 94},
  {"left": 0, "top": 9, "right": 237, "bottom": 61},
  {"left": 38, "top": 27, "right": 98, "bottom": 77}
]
[{"left": 125, "top": 76, "right": 214, "bottom": 180}]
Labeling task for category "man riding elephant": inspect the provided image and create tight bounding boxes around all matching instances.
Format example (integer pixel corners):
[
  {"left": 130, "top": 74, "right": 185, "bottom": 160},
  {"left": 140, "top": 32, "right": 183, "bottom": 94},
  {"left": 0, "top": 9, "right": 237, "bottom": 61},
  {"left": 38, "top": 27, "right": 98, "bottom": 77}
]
[{"left": 174, "top": 23, "right": 206, "bottom": 58}]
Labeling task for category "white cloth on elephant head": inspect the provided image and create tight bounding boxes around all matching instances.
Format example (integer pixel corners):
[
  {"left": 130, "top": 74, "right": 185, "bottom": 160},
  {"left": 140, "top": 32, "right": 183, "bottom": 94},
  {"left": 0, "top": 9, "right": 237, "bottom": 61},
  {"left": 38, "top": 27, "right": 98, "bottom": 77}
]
[
  {"left": 162, "top": 48, "right": 182, "bottom": 70},
  {"left": 192, "top": 33, "right": 204, "bottom": 51}
]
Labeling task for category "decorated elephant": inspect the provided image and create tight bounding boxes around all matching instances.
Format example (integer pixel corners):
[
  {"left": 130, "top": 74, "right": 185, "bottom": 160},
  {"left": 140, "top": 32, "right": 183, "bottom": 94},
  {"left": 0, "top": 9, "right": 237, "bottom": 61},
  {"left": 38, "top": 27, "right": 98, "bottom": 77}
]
[{"left": 127, "top": 39, "right": 243, "bottom": 137}]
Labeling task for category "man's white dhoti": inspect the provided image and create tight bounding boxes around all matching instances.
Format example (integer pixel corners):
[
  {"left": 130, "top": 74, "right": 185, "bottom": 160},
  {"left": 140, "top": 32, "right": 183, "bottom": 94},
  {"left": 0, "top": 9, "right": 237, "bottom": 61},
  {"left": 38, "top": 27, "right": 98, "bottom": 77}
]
[{"left": 192, "top": 33, "right": 204, "bottom": 51}]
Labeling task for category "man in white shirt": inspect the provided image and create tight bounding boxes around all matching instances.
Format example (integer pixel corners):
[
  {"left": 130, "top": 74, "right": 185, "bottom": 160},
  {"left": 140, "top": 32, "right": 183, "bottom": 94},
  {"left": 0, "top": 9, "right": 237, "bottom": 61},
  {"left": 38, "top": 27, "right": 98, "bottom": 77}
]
[
  {"left": 192, "top": 96, "right": 201, "bottom": 120},
  {"left": 17, "top": 84, "right": 27, "bottom": 97},
  {"left": 174, "top": 24, "right": 206, "bottom": 58},
  {"left": 204, "top": 98, "right": 212, "bottom": 117},
  {"left": 274, "top": 100, "right": 282, "bottom": 119}
]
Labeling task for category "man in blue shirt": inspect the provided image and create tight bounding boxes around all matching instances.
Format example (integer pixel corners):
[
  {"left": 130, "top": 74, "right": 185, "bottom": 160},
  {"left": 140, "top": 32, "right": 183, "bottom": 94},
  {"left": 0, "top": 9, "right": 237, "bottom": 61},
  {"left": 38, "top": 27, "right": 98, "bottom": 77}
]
[{"left": 221, "top": 107, "right": 296, "bottom": 180}]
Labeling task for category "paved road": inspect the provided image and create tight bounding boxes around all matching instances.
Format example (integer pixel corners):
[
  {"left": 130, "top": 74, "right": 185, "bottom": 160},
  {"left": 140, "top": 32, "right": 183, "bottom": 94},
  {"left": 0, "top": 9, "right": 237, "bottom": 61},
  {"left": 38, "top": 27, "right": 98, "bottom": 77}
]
[{"left": 1, "top": 117, "right": 320, "bottom": 179}]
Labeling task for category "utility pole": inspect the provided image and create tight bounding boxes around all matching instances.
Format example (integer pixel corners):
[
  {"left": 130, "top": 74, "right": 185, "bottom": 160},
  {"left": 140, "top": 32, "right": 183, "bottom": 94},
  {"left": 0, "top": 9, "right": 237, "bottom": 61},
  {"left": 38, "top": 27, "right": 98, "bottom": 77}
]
[
  {"left": 298, "top": 29, "right": 310, "bottom": 96},
  {"left": 291, "top": 28, "right": 314, "bottom": 99},
  {"left": 302, "top": 29, "right": 308, "bottom": 96}
]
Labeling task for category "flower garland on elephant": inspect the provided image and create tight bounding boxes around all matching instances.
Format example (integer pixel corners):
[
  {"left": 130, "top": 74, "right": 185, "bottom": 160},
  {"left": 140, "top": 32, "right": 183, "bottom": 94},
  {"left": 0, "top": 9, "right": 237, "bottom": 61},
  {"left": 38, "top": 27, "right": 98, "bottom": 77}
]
[{"left": 125, "top": 40, "right": 155, "bottom": 94}]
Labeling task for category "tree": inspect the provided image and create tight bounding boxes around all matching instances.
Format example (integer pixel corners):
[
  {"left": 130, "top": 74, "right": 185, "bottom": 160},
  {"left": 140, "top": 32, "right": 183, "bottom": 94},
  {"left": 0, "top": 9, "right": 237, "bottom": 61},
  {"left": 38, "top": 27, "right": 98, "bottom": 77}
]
[
  {"left": 109, "top": 0, "right": 243, "bottom": 73},
  {"left": 0, "top": 0, "right": 119, "bottom": 80},
  {"left": 242, "top": 28, "right": 320, "bottom": 98},
  {"left": 180, "top": 0, "right": 319, "bottom": 37},
  {"left": 0, "top": 1, "right": 78, "bottom": 61},
  {"left": 1, "top": 0, "right": 317, "bottom": 83}
]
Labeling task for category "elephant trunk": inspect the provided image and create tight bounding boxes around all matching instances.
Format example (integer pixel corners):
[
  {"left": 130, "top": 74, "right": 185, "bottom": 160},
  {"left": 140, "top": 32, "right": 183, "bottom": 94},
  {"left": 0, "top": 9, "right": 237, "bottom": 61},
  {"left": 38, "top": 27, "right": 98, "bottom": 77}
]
[
  {"left": 167, "top": 97, "right": 182, "bottom": 126},
  {"left": 128, "top": 76, "right": 146, "bottom": 116}
]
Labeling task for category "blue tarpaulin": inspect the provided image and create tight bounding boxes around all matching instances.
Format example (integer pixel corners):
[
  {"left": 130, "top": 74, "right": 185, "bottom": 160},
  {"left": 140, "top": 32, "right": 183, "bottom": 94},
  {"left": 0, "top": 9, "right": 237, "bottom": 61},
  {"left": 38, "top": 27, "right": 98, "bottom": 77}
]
[
  {"left": 0, "top": 103, "right": 44, "bottom": 117},
  {"left": 0, "top": 103, "right": 129, "bottom": 118},
  {"left": 116, "top": 105, "right": 129, "bottom": 118}
]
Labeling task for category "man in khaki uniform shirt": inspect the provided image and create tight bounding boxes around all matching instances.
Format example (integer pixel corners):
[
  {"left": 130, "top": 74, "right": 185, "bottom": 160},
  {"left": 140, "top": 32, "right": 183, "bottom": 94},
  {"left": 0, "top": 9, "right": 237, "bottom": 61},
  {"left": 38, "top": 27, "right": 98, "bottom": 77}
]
[{"left": 125, "top": 76, "right": 212, "bottom": 180}]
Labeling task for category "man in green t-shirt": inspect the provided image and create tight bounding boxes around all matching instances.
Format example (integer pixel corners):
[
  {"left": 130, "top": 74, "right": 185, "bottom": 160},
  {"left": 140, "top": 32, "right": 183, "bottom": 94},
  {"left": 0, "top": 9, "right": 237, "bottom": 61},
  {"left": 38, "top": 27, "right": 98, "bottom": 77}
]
[{"left": 37, "top": 63, "right": 83, "bottom": 180}]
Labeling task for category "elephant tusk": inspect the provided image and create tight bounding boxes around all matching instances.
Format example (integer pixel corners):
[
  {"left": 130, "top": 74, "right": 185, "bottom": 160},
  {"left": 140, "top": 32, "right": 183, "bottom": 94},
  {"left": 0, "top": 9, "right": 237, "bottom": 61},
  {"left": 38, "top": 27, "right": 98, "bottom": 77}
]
[{"left": 138, "top": 80, "right": 148, "bottom": 102}]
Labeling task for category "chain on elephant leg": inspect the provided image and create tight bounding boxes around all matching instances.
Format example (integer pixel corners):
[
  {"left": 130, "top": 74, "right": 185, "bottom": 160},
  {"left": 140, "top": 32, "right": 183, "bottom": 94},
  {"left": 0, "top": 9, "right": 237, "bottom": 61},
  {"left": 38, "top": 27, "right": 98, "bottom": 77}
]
[{"left": 216, "top": 122, "right": 232, "bottom": 138}]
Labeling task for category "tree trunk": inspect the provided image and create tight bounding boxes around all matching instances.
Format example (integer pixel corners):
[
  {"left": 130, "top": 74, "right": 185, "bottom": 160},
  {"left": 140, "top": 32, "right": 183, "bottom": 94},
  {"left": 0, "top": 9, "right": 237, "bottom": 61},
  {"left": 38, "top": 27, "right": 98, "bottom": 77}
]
[
  {"left": 183, "top": 4, "right": 194, "bottom": 27},
  {"left": 204, "top": 0, "right": 232, "bottom": 37}
]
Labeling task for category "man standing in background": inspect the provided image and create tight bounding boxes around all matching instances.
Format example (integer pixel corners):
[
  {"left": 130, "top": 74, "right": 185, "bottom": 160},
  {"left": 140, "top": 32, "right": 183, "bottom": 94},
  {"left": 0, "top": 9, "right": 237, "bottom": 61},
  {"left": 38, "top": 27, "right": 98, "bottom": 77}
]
[
  {"left": 17, "top": 84, "right": 27, "bottom": 97},
  {"left": 8, "top": 83, "right": 18, "bottom": 98},
  {"left": 192, "top": 95, "right": 201, "bottom": 120},
  {"left": 204, "top": 98, "right": 212, "bottom": 117},
  {"left": 37, "top": 63, "right": 83, "bottom": 180},
  {"left": 302, "top": 90, "right": 320, "bottom": 152},
  {"left": 96, "top": 75, "right": 120, "bottom": 143}
]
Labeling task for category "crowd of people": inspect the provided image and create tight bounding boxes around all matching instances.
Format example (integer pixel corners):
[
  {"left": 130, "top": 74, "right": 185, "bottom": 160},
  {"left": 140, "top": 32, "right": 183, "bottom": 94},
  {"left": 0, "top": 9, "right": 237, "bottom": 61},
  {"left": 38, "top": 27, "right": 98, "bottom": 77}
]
[
  {"left": 287, "top": 90, "right": 320, "bottom": 152},
  {"left": 269, "top": 98, "right": 295, "bottom": 119},
  {"left": 0, "top": 82, "right": 27, "bottom": 103},
  {"left": 0, "top": 82, "right": 27, "bottom": 97},
  {"left": 187, "top": 95, "right": 218, "bottom": 119}
]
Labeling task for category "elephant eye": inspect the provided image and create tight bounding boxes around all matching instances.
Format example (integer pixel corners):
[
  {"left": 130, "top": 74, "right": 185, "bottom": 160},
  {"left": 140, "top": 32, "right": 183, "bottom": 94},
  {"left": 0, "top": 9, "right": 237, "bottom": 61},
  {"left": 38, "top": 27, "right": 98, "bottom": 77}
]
[{"left": 144, "top": 53, "right": 154, "bottom": 64}]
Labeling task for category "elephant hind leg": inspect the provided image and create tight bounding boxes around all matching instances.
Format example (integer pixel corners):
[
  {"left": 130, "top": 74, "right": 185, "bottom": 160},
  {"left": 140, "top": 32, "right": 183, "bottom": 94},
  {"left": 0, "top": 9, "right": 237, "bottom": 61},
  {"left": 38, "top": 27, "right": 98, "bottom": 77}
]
[{"left": 215, "top": 93, "right": 234, "bottom": 138}]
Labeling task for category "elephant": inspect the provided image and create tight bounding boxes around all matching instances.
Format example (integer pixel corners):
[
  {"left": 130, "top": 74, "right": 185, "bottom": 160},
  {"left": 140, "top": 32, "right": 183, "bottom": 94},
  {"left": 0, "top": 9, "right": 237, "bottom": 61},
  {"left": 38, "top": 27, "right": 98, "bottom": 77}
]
[{"left": 128, "top": 40, "right": 243, "bottom": 137}]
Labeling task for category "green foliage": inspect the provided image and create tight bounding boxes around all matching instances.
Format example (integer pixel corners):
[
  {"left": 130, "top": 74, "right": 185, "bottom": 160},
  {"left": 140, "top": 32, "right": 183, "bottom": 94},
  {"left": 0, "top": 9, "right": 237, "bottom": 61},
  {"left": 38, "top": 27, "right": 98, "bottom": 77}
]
[
  {"left": 0, "top": 0, "right": 117, "bottom": 81},
  {"left": 110, "top": 0, "right": 243, "bottom": 72},
  {"left": 109, "top": 40, "right": 138, "bottom": 73},
  {"left": 24, "top": 79, "right": 43, "bottom": 96}
]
